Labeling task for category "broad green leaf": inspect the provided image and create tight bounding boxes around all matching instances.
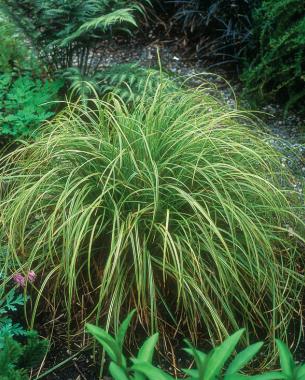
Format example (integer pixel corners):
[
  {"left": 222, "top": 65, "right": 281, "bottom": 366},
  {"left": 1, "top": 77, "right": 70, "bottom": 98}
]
[
  {"left": 131, "top": 333, "right": 159, "bottom": 380},
  {"left": 296, "top": 364, "right": 305, "bottom": 380},
  {"left": 183, "top": 368, "right": 199, "bottom": 377},
  {"left": 86, "top": 323, "right": 121, "bottom": 363},
  {"left": 250, "top": 372, "right": 286, "bottom": 380},
  {"left": 133, "top": 372, "right": 146, "bottom": 380},
  {"left": 109, "top": 362, "right": 130, "bottom": 380},
  {"left": 184, "top": 347, "right": 208, "bottom": 364},
  {"left": 184, "top": 340, "right": 208, "bottom": 376},
  {"left": 205, "top": 329, "right": 245, "bottom": 380},
  {"left": 276, "top": 339, "right": 294, "bottom": 376},
  {"left": 226, "top": 342, "right": 264, "bottom": 374},
  {"left": 136, "top": 333, "right": 159, "bottom": 363},
  {"left": 116, "top": 309, "right": 136, "bottom": 349},
  {"left": 226, "top": 375, "right": 284, "bottom": 380},
  {"left": 224, "top": 375, "right": 249, "bottom": 380},
  {"left": 132, "top": 362, "right": 174, "bottom": 380}
]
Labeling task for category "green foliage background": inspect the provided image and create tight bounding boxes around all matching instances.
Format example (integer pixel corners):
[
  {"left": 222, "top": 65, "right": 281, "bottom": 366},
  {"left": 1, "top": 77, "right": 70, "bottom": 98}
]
[
  {"left": 242, "top": 0, "right": 305, "bottom": 111},
  {"left": 0, "top": 0, "right": 149, "bottom": 74},
  {"left": 0, "top": 15, "right": 32, "bottom": 74}
]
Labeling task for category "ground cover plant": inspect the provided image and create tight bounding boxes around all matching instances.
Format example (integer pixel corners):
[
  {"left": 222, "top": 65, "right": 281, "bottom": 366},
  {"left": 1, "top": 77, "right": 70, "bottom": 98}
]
[
  {"left": 0, "top": 287, "right": 28, "bottom": 348},
  {"left": 0, "top": 8, "right": 62, "bottom": 143},
  {"left": 0, "top": 84, "right": 304, "bottom": 352},
  {"left": 0, "top": 332, "right": 48, "bottom": 380},
  {"left": 242, "top": 0, "right": 305, "bottom": 112},
  {"left": 0, "top": 260, "right": 47, "bottom": 380},
  {"left": 88, "top": 310, "right": 305, "bottom": 379},
  {"left": 0, "top": 73, "right": 62, "bottom": 139}
]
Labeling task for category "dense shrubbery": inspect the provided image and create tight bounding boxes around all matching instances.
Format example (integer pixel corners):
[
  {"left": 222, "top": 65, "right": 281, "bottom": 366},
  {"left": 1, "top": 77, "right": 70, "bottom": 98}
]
[
  {"left": 0, "top": 0, "right": 151, "bottom": 101},
  {"left": 170, "top": 0, "right": 305, "bottom": 112},
  {"left": 1, "top": 0, "right": 149, "bottom": 73},
  {"left": 0, "top": 0, "right": 151, "bottom": 141},
  {"left": 242, "top": 0, "right": 305, "bottom": 111},
  {"left": 0, "top": 86, "right": 304, "bottom": 348},
  {"left": 0, "top": 15, "right": 33, "bottom": 74},
  {"left": 172, "top": 0, "right": 259, "bottom": 63},
  {"left": 0, "top": 10, "right": 62, "bottom": 142}
]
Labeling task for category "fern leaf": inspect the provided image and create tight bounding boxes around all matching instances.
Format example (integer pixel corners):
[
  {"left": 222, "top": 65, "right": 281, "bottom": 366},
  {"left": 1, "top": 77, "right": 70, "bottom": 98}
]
[{"left": 60, "top": 8, "right": 137, "bottom": 46}]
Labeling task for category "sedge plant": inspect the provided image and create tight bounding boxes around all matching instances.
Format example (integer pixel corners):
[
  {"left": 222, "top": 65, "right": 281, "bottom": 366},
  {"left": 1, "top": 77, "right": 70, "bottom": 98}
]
[{"left": 0, "top": 83, "right": 304, "bottom": 349}]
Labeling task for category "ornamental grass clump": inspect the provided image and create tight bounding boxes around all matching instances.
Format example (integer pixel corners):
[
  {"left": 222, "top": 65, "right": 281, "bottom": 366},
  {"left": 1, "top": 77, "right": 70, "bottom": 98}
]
[{"left": 0, "top": 84, "right": 304, "bottom": 347}]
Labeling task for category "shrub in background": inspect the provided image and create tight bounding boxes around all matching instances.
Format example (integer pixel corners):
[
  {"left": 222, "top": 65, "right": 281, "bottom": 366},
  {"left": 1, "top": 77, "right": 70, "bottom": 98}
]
[
  {"left": 0, "top": 85, "right": 304, "bottom": 348},
  {"left": 88, "top": 310, "right": 305, "bottom": 380},
  {"left": 242, "top": 0, "right": 305, "bottom": 112},
  {"left": 0, "top": 0, "right": 151, "bottom": 101},
  {"left": 0, "top": 73, "right": 62, "bottom": 139},
  {"left": 0, "top": 15, "right": 33, "bottom": 74},
  {"left": 1, "top": 0, "right": 150, "bottom": 75},
  {"left": 172, "top": 0, "right": 259, "bottom": 64}
]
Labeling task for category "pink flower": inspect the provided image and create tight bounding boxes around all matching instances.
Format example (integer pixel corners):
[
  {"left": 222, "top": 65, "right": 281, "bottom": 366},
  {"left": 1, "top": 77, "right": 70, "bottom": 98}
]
[
  {"left": 27, "top": 270, "right": 36, "bottom": 283},
  {"left": 12, "top": 273, "right": 26, "bottom": 287},
  {"left": 12, "top": 270, "right": 36, "bottom": 287}
]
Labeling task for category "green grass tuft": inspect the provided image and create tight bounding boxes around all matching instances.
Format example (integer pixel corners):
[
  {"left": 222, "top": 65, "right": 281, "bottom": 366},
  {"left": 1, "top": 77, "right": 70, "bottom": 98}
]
[{"left": 0, "top": 84, "right": 304, "bottom": 348}]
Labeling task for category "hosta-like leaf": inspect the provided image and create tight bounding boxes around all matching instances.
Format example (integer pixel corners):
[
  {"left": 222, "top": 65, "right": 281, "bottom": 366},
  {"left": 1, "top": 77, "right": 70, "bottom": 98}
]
[
  {"left": 136, "top": 333, "right": 159, "bottom": 363},
  {"left": 109, "top": 362, "right": 130, "bottom": 380},
  {"left": 116, "top": 309, "right": 136, "bottom": 350},
  {"left": 86, "top": 323, "right": 121, "bottom": 364},
  {"left": 205, "top": 329, "right": 245, "bottom": 380},
  {"left": 184, "top": 340, "right": 208, "bottom": 376},
  {"left": 296, "top": 365, "right": 305, "bottom": 380},
  {"left": 276, "top": 339, "right": 294, "bottom": 377},
  {"left": 132, "top": 362, "right": 174, "bottom": 380},
  {"left": 226, "top": 342, "right": 264, "bottom": 374},
  {"left": 250, "top": 373, "right": 286, "bottom": 380}
]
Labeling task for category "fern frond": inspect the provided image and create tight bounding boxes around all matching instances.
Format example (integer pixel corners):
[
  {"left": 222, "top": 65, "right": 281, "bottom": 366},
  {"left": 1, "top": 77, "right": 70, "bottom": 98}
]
[
  {"left": 97, "top": 63, "right": 178, "bottom": 102},
  {"left": 60, "top": 8, "right": 137, "bottom": 46},
  {"left": 81, "top": 8, "right": 137, "bottom": 31}
]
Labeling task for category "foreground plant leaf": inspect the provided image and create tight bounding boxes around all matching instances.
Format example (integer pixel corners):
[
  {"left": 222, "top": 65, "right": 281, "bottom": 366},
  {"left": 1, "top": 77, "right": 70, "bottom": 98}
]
[{"left": 225, "top": 341, "right": 264, "bottom": 374}]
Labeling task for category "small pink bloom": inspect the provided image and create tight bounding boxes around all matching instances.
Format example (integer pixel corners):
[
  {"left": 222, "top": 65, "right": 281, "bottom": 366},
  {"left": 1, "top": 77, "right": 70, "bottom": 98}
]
[
  {"left": 27, "top": 270, "right": 36, "bottom": 283},
  {"left": 12, "top": 273, "right": 26, "bottom": 287}
]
